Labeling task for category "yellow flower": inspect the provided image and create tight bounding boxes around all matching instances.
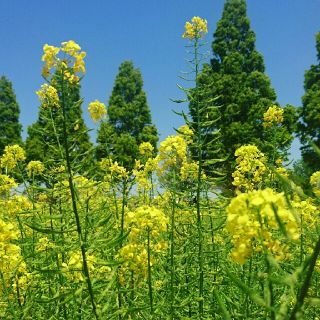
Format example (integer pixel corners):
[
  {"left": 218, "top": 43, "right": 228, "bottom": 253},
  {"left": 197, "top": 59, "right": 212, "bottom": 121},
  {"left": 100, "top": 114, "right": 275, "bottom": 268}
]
[
  {"left": 232, "top": 145, "right": 266, "bottom": 191},
  {"left": 226, "top": 188, "right": 300, "bottom": 265},
  {"left": 88, "top": 100, "right": 107, "bottom": 122},
  {"left": 41, "top": 65, "right": 50, "bottom": 78},
  {"left": 310, "top": 171, "right": 320, "bottom": 197},
  {"left": 73, "top": 51, "right": 86, "bottom": 73},
  {"left": 0, "top": 230, "right": 31, "bottom": 302},
  {"left": 109, "top": 161, "right": 128, "bottom": 179},
  {"left": 177, "top": 124, "right": 194, "bottom": 145},
  {"left": 263, "top": 105, "right": 284, "bottom": 128},
  {"left": 36, "top": 236, "right": 55, "bottom": 252},
  {"left": 27, "top": 160, "right": 45, "bottom": 178},
  {"left": 158, "top": 135, "right": 187, "bottom": 165},
  {"left": 182, "top": 16, "right": 208, "bottom": 40},
  {"left": 36, "top": 84, "right": 60, "bottom": 108},
  {"left": 0, "top": 145, "right": 25, "bottom": 170},
  {"left": 61, "top": 40, "right": 81, "bottom": 57},
  {"left": 126, "top": 205, "right": 168, "bottom": 233},
  {"left": 41, "top": 41, "right": 86, "bottom": 79},
  {"left": 42, "top": 44, "right": 60, "bottom": 72},
  {"left": 63, "top": 70, "right": 79, "bottom": 84},
  {"left": 180, "top": 160, "right": 199, "bottom": 181},
  {"left": 139, "top": 142, "right": 154, "bottom": 156},
  {"left": 62, "top": 251, "right": 96, "bottom": 283}
]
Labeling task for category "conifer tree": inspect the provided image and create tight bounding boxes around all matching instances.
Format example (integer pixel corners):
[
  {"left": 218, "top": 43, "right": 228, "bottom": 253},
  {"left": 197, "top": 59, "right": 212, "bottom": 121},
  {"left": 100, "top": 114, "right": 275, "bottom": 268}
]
[
  {"left": 0, "top": 76, "right": 22, "bottom": 154},
  {"left": 96, "top": 61, "right": 158, "bottom": 170},
  {"left": 298, "top": 32, "right": 320, "bottom": 172},
  {"left": 194, "top": 0, "right": 295, "bottom": 186},
  {"left": 25, "top": 71, "right": 93, "bottom": 172}
]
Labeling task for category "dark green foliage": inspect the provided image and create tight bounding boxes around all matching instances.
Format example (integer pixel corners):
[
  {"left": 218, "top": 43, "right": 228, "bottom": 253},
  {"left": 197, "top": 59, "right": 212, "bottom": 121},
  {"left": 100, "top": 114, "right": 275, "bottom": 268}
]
[
  {"left": 194, "top": 0, "right": 296, "bottom": 187},
  {"left": 25, "top": 72, "right": 93, "bottom": 172},
  {"left": 96, "top": 61, "right": 158, "bottom": 170},
  {"left": 298, "top": 32, "right": 320, "bottom": 173},
  {"left": 0, "top": 76, "right": 22, "bottom": 154},
  {"left": 289, "top": 160, "right": 313, "bottom": 195}
]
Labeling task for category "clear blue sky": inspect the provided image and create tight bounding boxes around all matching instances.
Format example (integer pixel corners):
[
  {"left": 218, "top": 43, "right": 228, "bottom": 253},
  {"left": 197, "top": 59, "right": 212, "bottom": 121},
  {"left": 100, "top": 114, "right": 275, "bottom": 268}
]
[{"left": 0, "top": 0, "right": 319, "bottom": 160}]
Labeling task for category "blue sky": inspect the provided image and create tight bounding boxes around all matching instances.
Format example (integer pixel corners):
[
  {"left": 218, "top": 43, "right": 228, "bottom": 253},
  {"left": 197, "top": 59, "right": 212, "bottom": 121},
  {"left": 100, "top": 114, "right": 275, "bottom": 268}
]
[{"left": 0, "top": 0, "right": 319, "bottom": 160}]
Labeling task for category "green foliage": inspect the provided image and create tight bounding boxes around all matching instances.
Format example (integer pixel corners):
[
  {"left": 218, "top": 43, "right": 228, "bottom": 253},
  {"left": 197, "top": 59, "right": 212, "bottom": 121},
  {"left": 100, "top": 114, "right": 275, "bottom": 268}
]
[
  {"left": 298, "top": 32, "right": 320, "bottom": 173},
  {"left": 25, "top": 72, "right": 93, "bottom": 173},
  {"left": 194, "top": 0, "right": 296, "bottom": 188},
  {"left": 289, "top": 159, "right": 313, "bottom": 195},
  {"left": 96, "top": 61, "right": 158, "bottom": 170},
  {"left": 0, "top": 76, "right": 22, "bottom": 154}
]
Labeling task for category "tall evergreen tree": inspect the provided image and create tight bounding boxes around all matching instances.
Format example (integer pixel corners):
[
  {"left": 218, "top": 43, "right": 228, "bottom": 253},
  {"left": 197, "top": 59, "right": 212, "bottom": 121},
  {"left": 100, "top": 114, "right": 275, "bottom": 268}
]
[
  {"left": 25, "top": 72, "right": 93, "bottom": 172},
  {"left": 0, "top": 76, "right": 22, "bottom": 154},
  {"left": 194, "top": 0, "right": 295, "bottom": 186},
  {"left": 96, "top": 61, "right": 158, "bottom": 170},
  {"left": 298, "top": 32, "right": 320, "bottom": 173}
]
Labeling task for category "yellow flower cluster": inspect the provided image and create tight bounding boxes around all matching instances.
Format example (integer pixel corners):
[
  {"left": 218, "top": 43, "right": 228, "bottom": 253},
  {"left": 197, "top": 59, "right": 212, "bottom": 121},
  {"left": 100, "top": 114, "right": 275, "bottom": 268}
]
[
  {"left": 177, "top": 124, "right": 194, "bottom": 143},
  {"left": 310, "top": 171, "right": 320, "bottom": 197},
  {"left": 139, "top": 141, "right": 154, "bottom": 157},
  {"left": 42, "top": 44, "right": 60, "bottom": 72},
  {"left": 36, "top": 84, "right": 60, "bottom": 108},
  {"left": 274, "top": 158, "right": 288, "bottom": 177},
  {"left": 61, "top": 40, "right": 81, "bottom": 57},
  {"left": 0, "top": 216, "right": 31, "bottom": 305},
  {"left": 0, "top": 145, "right": 25, "bottom": 170},
  {"left": 63, "top": 70, "right": 79, "bottom": 84},
  {"left": 180, "top": 160, "right": 199, "bottom": 181},
  {"left": 118, "top": 243, "right": 148, "bottom": 282},
  {"left": 126, "top": 205, "right": 168, "bottom": 235},
  {"left": 157, "top": 135, "right": 187, "bottom": 170},
  {"left": 156, "top": 125, "right": 203, "bottom": 183},
  {"left": 276, "top": 166, "right": 288, "bottom": 177},
  {"left": 232, "top": 145, "right": 266, "bottom": 191},
  {"left": 263, "top": 105, "right": 284, "bottom": 128},
  {"left": 292, "top": 197, "right": 317, "bottom": 229},
  {"left": 53, "top": 175, "right": 96, "bottom": 203},
  {"left": 182, "top": 16, "right": 208, "bottom": 40},
  {"left": 88, "top": 100, "right": 107, "bottom": 122},
  {"left": 99, "top": 159, "right": 129, "bottom": 186},
  {"left": 1, "top": 195, "right": 32, "bottom": 217},
  {"left": 27, "top": 160, "right": 45, "bottom": 178},
  {"left": 133, "top": 158, "right": 157, "bottom": 192},
  {"left": 0, "top": 174, "right": 17, "bottom": 195},
  {"left": 226, "top": 188, "right": 300, "bottom": 264},
  {"left": 36, "top": 236, "right": 55, "bottom": 252},
  {"left": 62, "top": 251, "right": 95, "bottom": 283},
  {"left": 0, "top": 218, "right": 19, "bottom": 242},
  {"left": 118, "top": 206, "right": 168, "bottom": 283},
  {"left": 41, "top": 40, "right": 86, "bottom": 81},
  {"left": 61, "top": 251, "right": 111, "bottom": 284},
  {"left": 109, "top": 161, "right": 128, "bottom": 179}
]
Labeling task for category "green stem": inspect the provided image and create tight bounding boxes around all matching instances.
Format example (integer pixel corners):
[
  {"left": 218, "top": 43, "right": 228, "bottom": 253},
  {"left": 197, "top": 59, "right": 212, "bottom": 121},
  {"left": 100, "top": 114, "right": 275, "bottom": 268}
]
[
  {"left": 245, "top": 257, "right": 253, "bottom": 318},
  {"left": 170, "top": 171, "right": 176, "bottom": 319},
  {"left": 147, "top": 228, "right": 154, "bottom": 315},
  {"left": 120, "top": 180, "right": 127, "bottom": 244},
  {"left": 300, "top": 215, "right": 304, "bottom": 264},
  {"left": 117, "top": 179, "right": 127, "bottom": 319},
  {"left": 289, "top": 235, "right": 320, "bottom": 320},
  {"left": 60, "top": 68, "right": 98, "bottom": 319},
  {"left": 194, "top": 35, "right": 204, "bottom": 317},
  {"left": 266, "top": 257, "right": 275, "bottom": 320}
]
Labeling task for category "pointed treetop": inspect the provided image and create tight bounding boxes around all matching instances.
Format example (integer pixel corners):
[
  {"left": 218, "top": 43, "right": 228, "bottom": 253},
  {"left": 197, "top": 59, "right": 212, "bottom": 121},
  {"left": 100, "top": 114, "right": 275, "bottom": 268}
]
[
  {"left": 96, "top": 60, "right": 158, "bottom": 171},
  {"left": 316, "top": 32, "right": 320, "bottom": 61},
  {"left": 0, "top": 76, "right": 22, "bottom": 154},
  {"left": 212, "top": 0, "right": 264, "bottom": 73}
]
